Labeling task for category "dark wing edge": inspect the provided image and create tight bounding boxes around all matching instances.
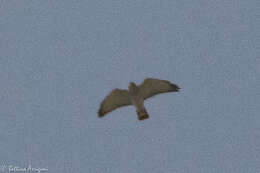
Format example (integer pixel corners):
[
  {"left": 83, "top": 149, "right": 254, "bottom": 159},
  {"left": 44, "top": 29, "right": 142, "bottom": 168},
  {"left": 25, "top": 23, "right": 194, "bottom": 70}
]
[
  {"left": 98, "top": 89, "right": 132, "bottom": 118},
  {"left": 139, "top": 78, "right": 180, "bottom": 100}
]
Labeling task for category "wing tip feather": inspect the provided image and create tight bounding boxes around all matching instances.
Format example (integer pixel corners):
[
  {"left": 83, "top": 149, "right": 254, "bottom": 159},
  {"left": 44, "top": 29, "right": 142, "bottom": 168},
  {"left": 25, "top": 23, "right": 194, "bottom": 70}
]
[
  {"left": 98, "top": 109, "right": 105, "bottom": 118},
  {"left": 171, "top": 83, "right": 180, "bottom": 92}
]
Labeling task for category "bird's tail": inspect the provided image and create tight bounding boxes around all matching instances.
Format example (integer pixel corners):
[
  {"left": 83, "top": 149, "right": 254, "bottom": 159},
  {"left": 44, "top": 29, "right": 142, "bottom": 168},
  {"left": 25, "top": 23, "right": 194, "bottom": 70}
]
[{"left": 137, "top": 108, "right": 149, "bottom": 121}]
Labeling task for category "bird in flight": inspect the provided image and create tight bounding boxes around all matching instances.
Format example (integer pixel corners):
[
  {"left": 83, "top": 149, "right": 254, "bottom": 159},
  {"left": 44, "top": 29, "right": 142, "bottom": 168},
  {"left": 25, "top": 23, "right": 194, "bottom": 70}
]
[{"left": 98, "top": 78, "right": 180, "bottom": 121}]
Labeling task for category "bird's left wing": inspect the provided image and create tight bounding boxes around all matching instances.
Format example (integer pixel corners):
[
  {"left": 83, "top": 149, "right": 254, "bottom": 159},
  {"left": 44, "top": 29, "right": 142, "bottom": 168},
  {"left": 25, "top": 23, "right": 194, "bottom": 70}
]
[
  {"left": 139, "top": 78, "right": 180, "bottom": 100},
  {"left": 98, "top": 89, "right": 132, "bottom": 117}
]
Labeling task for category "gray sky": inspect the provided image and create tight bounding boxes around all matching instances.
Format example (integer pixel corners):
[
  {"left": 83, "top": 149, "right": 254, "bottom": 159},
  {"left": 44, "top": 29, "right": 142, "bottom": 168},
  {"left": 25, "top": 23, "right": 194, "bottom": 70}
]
[{"left": 0, "top": 0, "right": 259, "bottom": 172}]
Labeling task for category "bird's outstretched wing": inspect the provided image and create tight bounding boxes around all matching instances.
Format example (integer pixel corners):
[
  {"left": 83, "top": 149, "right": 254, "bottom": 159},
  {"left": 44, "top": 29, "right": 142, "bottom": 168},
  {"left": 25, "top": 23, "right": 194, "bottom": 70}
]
[
  {"left": 139, "top": 78, "right": 180, "bottom": 100},
  {"left": 98, "top": 89, "right": 132, "bottom": 117}
]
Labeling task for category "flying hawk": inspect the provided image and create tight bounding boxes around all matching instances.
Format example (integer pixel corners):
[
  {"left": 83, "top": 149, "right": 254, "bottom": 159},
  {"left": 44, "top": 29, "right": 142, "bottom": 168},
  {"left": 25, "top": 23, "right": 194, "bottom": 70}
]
[{"left": 98, "top": 78, "right": 180, "bottom": 121}]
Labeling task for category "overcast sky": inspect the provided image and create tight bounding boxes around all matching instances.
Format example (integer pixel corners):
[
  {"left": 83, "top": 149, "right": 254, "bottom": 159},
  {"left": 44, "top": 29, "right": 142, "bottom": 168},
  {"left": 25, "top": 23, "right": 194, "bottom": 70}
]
[{"left": 0, "top": 0, "right": 259, "bottom": 172}]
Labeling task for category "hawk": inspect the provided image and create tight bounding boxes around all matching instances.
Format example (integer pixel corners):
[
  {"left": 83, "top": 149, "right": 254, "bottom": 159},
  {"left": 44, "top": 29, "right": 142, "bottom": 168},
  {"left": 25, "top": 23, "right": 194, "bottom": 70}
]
[{"left": 98, "top": 78, "right": 180, "bottom": 121}]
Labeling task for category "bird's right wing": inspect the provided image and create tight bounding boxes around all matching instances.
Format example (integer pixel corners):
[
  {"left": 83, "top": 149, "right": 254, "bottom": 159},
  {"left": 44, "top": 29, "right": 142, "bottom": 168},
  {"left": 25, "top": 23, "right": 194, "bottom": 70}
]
[
  {"left": 98, "top": 89, "right": 132, "bottom": 117},
  {"left": 139, "top": 78, "right": 180, "bottom": 100}
]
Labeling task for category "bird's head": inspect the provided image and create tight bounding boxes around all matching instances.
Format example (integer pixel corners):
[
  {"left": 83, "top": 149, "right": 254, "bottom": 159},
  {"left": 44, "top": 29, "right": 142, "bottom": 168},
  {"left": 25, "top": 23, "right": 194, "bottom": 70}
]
[{"left": 128, "top": 82, "right": 137, "bottom": 91}]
